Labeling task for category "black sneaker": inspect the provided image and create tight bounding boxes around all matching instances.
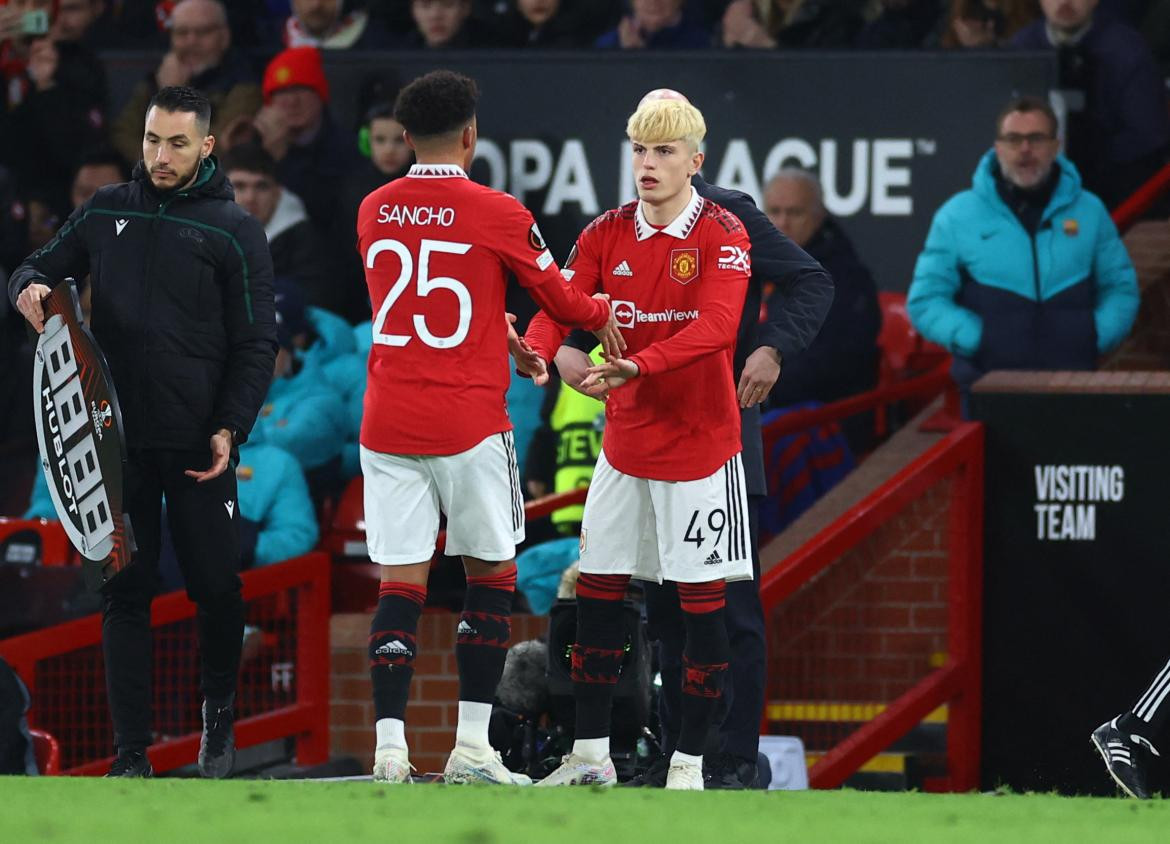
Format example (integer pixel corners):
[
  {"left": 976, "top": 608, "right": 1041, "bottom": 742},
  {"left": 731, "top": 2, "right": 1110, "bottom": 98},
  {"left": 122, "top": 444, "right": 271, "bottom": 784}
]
[
  {"left": 703, "top": 751, "right": 759, "bottom": 790},
  {"left": 621, "top": 755, "right": 669, "bottom": 787},
  {"left": 198, "top": 699, "right": 236, "bottom": 779},
  {"left": 1091, "top": 716, "right": 1159, "bottom": 799},
  {"left": 105, "top": 749, "right": 153, "bottom": 778}
]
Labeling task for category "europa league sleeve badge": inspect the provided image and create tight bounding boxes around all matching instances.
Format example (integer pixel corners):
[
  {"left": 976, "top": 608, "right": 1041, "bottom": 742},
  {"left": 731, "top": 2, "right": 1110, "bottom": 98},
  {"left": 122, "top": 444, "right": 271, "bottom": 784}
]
[{"left": 31, "top": 280, "right": 136, "bottom": 590}]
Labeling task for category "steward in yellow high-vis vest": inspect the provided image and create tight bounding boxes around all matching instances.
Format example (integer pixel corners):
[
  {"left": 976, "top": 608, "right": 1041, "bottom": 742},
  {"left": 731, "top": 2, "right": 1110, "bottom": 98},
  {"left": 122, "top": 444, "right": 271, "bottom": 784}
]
[{"left": 550, "top": 348, "right": 605, "bottom": 534}]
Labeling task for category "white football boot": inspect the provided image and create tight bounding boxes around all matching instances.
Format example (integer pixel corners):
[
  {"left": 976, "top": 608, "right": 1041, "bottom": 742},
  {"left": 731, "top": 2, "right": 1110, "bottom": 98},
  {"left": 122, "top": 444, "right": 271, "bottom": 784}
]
[
  {"left": 443, "top": 742, "right": 533, "bottom": 785},
  {"left": 535, "top": 753, "right": 617, "bottom": 787},
  {"left": 665, "top": 757, "right": 705, "bottom": 791},
  {"left": 372, "top": 745, "right": 413, "bottom": 783}
]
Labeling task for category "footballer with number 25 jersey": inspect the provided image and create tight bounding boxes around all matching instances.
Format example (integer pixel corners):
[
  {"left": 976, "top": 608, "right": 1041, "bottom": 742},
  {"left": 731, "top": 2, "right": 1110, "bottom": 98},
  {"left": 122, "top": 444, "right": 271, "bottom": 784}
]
[
  {"left": 526, "top": 187, "right": 752, "bottom": 482},
  {"left": 357, "top": 163, "right": 610, "bottom": 456}
]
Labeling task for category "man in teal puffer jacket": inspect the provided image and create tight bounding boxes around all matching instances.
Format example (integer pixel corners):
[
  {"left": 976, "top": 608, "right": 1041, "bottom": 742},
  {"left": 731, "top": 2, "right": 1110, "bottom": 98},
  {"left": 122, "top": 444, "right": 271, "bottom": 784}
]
[{"left": 908, "top": 95, "right": 1138, "bottom": 398}]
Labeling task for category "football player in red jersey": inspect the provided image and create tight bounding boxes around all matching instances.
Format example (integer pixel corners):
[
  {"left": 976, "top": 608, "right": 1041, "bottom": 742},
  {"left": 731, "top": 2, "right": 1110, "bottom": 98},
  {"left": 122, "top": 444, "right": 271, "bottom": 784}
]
[
  {"left": 523, "top": 97, "right": 753, "bottom": 790},
  {"left": 356, "top": 70, "right": 620, "bottom": 785}
]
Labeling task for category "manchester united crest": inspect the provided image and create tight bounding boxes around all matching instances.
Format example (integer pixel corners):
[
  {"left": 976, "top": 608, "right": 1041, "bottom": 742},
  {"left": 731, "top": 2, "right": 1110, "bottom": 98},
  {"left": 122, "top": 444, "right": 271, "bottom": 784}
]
[{"left": 670, "top": 248, "right": 699, "bottom": 285}]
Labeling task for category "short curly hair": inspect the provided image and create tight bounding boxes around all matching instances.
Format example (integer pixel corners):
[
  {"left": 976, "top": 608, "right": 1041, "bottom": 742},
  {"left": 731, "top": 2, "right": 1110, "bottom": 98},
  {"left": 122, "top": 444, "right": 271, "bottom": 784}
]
[{"left": 394, "top": 70, "right": 479, "bottom": 140}]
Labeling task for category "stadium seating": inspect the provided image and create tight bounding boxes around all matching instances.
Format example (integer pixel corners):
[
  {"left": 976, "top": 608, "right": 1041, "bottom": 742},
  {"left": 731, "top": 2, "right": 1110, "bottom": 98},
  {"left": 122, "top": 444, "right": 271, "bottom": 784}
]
[
  {"left": 0, "top": 519, "right": 75, "bottom": 567},
  {"left": 873, "top": 292, "right": 948, "bottom": 437}
]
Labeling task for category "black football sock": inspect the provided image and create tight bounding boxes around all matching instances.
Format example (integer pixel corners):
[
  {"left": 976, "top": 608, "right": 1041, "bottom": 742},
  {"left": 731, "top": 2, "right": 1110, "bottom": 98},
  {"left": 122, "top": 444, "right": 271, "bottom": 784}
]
[
  {"left": 676, "top": 580, "right": 729, "bottom": 757},
  {"left": 369, "top": 581, "right": 426, "bottom": 725}
]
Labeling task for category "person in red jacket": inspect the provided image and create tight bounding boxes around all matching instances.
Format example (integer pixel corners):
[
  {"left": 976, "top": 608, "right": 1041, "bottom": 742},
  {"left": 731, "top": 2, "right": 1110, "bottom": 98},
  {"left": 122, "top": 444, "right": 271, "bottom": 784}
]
[{"left": 522, "top": 96, "right": 752, "bottom": 790}]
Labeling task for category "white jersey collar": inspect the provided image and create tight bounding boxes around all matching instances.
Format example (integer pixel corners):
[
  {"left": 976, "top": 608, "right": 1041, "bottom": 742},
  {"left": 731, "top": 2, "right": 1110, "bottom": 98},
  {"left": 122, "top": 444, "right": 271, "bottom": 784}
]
[
  {"left": 634, "top": 186, "right": 704, "bottom": 242},
  {"left": 407, "top": 163, "right": 469, "bottom": 179}
]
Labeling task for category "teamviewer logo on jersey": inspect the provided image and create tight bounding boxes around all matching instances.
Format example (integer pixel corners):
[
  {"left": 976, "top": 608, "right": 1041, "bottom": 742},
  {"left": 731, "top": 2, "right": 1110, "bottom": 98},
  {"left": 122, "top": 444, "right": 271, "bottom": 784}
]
[
  {"left": 611, "top": 300, "right": 698, "bottom": 329},
  {"left": 613, "top": 300, "right": 636, "bottom": 328}
]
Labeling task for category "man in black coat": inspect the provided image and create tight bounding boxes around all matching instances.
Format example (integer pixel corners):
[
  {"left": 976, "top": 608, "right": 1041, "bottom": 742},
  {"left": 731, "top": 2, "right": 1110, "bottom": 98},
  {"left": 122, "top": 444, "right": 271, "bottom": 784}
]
[
  {"left": 10, "top": 86, "right": 276, "bottom": 780},
  {"left": 1011, "top": 1, "right": 1170, "bottom": 207},
  {"left": 762, "top": 170, "right": 881, "bottom": 420},
  {"left": 553, "top": 88, "right": 834, "bottom": 788}
]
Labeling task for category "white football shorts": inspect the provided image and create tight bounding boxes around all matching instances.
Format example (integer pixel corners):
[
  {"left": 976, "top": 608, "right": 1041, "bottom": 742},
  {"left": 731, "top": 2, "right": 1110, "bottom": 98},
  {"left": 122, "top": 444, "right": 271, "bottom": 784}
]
[
  {"left": 360, "top": 431, "right": 525, "bottom": 565},
  {"left": 577, "top": 450, "right": 752, "bottom": 584}
]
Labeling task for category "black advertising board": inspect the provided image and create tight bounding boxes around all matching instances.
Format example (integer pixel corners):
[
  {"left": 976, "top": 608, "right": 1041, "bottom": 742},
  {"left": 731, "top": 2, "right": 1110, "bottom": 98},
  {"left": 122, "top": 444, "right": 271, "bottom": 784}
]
[
  {"left": 970, "top": 378, "right": 1170, "bottom": 794},
  {"left": 32, "top": 281, "right": 136, "bottom": 588},
  {"left": 103, "top": 50, "right": 1057, "bottom": 291}
]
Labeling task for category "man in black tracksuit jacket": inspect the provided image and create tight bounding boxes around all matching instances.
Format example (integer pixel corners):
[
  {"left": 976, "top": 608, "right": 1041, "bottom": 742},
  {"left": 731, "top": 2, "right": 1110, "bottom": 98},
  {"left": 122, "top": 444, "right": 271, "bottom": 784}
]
[
  {"left": 9, "top": 87, "right": 276, "bottom": 779},
  {"left": 562, "top": 169, "right": 833, "bottom": 787}
]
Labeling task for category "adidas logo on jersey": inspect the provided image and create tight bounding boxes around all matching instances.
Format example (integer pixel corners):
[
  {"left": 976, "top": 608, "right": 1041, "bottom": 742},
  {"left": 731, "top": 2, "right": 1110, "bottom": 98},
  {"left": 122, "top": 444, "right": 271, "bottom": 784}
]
[
  {"left": 703, "top": 550, "right": 723, "bottom": 566},
  {"left": 375, "top": 640, "right": 412, "bottom": 657},
  {"left": 611, "top": 260, "right": 633, "bottom": 277}
]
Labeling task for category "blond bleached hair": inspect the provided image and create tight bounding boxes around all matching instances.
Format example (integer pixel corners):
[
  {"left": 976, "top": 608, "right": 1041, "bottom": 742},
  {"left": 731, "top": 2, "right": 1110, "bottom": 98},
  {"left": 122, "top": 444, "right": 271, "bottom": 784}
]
[{"left": 626, "top": 99, "right": 707, "bottom": 151}]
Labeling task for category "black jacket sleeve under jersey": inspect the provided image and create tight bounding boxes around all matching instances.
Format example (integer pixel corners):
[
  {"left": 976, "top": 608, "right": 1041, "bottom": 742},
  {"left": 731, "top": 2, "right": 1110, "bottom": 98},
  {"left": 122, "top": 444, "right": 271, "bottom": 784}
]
[{"left": 691, "top": 175, "right": 834, "bottom": 375}]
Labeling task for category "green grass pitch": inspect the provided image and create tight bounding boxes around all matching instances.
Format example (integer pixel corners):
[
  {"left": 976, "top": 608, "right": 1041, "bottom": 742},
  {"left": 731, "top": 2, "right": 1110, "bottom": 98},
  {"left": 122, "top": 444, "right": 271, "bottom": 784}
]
[{"left": 4, "top": 779, "right": 1169, "bottom": 843}]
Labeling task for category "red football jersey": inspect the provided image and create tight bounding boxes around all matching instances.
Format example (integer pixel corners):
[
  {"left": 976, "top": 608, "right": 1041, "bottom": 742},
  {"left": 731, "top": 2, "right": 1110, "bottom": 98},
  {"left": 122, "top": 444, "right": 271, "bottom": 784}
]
[
  {"left": 526, "top": 188, "right": 751, "bottom": 482},
  {"left": 358, "top": 163, "right": 610, "bottom": 455}
]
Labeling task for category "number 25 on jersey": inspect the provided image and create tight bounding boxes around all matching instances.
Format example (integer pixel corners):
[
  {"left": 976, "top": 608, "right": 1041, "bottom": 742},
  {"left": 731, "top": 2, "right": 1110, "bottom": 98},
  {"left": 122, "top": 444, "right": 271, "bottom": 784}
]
[{"left": 366, "top": 237, "right": 473, "bottom": 349}]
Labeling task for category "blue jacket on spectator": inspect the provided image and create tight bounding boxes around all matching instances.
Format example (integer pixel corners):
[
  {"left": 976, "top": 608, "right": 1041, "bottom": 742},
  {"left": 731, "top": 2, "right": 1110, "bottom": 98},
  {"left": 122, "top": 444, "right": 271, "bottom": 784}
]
[
  {"left": 353, "top": 320, "right": 372, "bottom": 358},
  {"left": 516, "top": 537, "right": 580, "bottom": 615},
  {"left": 339, "top": 375, "right": 365, "bottom": 479},
  {"left": 908, "top": 151, "right": 1138, "bottom": 390},
  {"left": 322, "top": 351, "right": 365, "bottom": 410},
  {"left": 341, "top": 321, "right": 374, "bottom": 478},
  {"left": 23, "top": 466, "right": 53, "bottom": 521},
  {"left": 303, "top": 306, "right": 356, "bottom": 369},
  {"left": 235, "top": 443, "right": 318, "bottom": 567},
  {"left": 324, "top": 351, "right": 365, "bottom": 479},
  {"left": 251, "top": 360, "right": 348, "bottom": 470}
]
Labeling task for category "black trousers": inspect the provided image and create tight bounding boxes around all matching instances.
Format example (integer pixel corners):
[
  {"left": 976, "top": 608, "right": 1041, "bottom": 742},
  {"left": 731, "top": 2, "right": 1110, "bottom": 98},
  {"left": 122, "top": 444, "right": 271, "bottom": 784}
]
[
  {"left": 101, "top": 448, "right": 243, "bottom": 752},
  {"left": 644, "top": 496, "right": 766, "bottom": 761}
]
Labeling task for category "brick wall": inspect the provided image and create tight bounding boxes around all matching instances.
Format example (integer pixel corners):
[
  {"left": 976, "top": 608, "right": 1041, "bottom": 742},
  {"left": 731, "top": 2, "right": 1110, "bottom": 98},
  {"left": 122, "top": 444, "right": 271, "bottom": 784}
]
[
  {"left": 767, "top": 478, "right": 951, "bottom": 707},
  {"left": 330, "top": 612, "right": 549, "bottom": 774},
  {"left": 1104, "top": 220, "right": 1170, "bottom": 370}
]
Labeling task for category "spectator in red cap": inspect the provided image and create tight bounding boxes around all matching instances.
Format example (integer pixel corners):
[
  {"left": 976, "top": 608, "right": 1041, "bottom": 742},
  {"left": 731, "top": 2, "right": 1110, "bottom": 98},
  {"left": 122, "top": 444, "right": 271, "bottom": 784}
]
[{"left": 226, "top": 45, "right": 357, "bottom": 234}]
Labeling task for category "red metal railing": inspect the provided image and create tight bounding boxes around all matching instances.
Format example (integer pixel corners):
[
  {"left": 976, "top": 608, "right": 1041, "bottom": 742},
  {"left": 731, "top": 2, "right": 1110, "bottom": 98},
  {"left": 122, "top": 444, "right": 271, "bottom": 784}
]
[
  {"left": 760, "top": 421, "right": 984, "bottom": 790},
  {"left": 1112, "top": 160, "right": 1170, "bottom": 233},
  {"left": 761, "top": 358, "right": 953, "bottom": 458},
  {"left": 0, "top": 551, "right": 331, "bottom": 775}
]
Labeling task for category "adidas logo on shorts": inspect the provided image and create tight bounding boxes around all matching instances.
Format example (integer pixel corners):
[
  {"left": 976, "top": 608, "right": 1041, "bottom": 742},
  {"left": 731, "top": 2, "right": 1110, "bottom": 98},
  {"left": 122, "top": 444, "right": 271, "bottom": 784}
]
[
  {"left": 611, "top": 260, "right": 633, "bottom": 277},
  {"left": 375, "top": 640, "right": 412, "bottom": 657},
  {"left": 703, "top": 550, "right": 723, "bottom": 566}
]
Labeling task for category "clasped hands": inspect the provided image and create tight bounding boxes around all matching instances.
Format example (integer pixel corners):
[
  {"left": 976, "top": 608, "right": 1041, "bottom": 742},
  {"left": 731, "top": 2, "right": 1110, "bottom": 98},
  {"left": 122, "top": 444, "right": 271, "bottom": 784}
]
[{"left": 506, "top": 294, "right": 635, "bottom": 399}]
